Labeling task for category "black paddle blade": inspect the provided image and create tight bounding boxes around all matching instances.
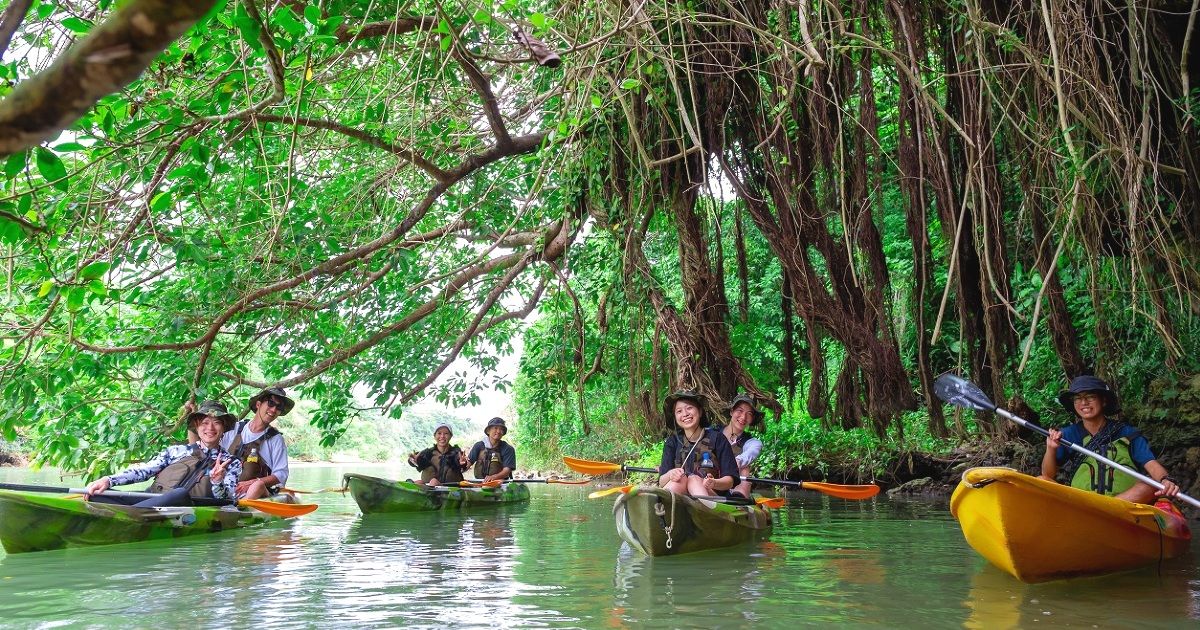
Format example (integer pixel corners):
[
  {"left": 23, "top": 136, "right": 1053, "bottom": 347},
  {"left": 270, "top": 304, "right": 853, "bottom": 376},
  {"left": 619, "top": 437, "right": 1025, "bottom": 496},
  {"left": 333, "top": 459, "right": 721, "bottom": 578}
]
[{"left": 933, "top": 373, "right": 996, "bottom": 412}]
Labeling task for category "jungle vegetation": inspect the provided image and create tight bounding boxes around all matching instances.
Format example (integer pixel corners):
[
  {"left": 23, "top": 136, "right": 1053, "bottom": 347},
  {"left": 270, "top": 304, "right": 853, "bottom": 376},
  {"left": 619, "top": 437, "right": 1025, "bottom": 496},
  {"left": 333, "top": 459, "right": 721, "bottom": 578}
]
[{"left": 0, "top": 0, "right": 1197, "bottom": 477}]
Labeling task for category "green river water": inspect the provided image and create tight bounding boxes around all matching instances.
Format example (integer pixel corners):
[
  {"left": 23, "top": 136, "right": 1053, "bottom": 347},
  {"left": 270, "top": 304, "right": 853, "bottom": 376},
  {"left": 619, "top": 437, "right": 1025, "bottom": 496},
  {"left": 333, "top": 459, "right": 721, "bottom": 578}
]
[{"left": 0, "top": 463, "right": 1197, "bottom": 628}]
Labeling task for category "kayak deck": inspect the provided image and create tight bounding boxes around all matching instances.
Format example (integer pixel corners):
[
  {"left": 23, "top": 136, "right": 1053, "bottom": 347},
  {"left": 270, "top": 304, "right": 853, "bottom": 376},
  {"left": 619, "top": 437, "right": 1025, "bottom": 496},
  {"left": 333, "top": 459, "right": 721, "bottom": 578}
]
[
  {"left": 949, "top": 467, "right": 1191, "bottom": 582},
  {"left": 613, "top": 486, "right": 771, "bottom": 556},
  {"left": 0, "top": 490, "right": 296, "bottom": 554},
  {"left": 344, "top": 473, "right": 531, "bottom": 513}
]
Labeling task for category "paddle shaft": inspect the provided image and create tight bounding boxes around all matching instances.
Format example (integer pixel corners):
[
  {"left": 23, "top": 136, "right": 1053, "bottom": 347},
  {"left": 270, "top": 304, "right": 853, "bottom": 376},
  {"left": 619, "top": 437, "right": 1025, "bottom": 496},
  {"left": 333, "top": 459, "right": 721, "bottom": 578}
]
[
  {"left": 995, "top": 407, "right": 1200, "bottom": 510},
  {"left": 0, "top": 482, "right": 239, "bottom": 507},
  {"left": 620, "top": 467, "right": 852, "bottom": 492}
]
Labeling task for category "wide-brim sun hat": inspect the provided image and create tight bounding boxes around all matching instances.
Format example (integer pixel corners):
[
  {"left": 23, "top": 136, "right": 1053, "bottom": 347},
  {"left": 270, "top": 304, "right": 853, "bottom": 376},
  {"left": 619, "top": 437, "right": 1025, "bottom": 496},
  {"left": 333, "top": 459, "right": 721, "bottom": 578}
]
[
  {"left": 663, "top": 390, "right": 711, "bottom": 429},
  {"left": 724, "top": 394, "right": 765, "bottom": 428},
  {"left": 187, "top": 400, "right": 236, "bottom": 432},
  {"left": 1057, "top": 375, "right": 1120, "bottom": 416},
  {"left": 248, "top": 386, "right": 296, "bottom": 416},
  {"left": 484, "top": 417, "right": 507, "bottom": 436}
]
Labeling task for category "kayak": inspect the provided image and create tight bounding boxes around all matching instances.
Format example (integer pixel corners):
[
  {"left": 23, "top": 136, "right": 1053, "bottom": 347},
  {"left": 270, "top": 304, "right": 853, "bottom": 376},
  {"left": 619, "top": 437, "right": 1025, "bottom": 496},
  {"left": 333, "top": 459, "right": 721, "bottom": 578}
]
[
  {"left": 0, "top": 489, "right": 299, "bottom": 554},
  {"left": 344, "top": 474, "right": 531, "bottom": 513},
  {"left": 950, "top": 467, "right": 1192, "bottom": 582},
  {"left": 613, "top": 486, "right": 771, "bottom": 556}
]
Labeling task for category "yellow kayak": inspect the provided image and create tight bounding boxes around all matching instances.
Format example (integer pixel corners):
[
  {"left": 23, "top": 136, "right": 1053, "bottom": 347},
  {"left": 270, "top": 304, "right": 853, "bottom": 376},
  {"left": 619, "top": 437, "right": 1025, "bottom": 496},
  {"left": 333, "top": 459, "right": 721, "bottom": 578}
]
[{"left": 950, "top": 467, "right": 1191, "bottom": 583}]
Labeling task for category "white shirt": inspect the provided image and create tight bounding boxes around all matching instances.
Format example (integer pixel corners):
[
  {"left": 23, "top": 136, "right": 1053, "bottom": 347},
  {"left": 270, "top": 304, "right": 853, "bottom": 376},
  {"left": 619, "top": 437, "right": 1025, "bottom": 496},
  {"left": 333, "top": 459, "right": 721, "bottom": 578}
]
[{"left": 220, "top": 422, "right": 289, "bottom": 486}]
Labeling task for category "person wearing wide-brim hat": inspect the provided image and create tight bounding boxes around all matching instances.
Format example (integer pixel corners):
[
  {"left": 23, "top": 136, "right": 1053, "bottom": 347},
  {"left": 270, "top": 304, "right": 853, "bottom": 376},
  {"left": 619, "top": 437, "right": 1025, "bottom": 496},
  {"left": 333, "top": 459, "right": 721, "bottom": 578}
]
[
  {"left": 721, "top": 394, "right": 766, "bottom": 498},
  {"left": 408, "top": 423, "right": 469, "bottom": 486},
  {"left": 658, "top": 390, "right": 740, "bottom": 498},
  {"left": 84, "top": 400, "right": 243, "bottom": 507},
  {"left": 219, "top": 386, "right": 294, "bottom": 499},
  {"left": 467, "top": 417, "right": 516, "bottom": 483},
  {"left": 1040, "top": 375, "right": 1179, "bottom": 503}
]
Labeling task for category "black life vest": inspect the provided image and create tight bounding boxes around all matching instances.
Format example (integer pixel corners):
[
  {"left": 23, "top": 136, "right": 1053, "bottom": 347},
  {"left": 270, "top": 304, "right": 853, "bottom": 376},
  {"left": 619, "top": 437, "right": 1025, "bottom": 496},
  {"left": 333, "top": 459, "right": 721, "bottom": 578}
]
[
  {"left": 147, "top": 445, "right": 214, "bottom": 498},
  {"left": 418, "top": 446, "right": 465, "bottom": 484},
  {"left": 473, "top": 442, "right": 510, "bottom": 478},
  {"left": 228, "top": 421, "right": 282, "bottom": 482},
  {"left": 674, "top": 429, "right": 720, "bottom": 478}
]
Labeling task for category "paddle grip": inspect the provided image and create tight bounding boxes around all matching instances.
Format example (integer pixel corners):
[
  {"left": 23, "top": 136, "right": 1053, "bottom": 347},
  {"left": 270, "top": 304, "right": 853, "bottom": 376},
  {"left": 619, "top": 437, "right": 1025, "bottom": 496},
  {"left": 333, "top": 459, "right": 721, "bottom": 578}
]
[{"left": 995, "top": 407, "right": 1200, "bottom": 510}]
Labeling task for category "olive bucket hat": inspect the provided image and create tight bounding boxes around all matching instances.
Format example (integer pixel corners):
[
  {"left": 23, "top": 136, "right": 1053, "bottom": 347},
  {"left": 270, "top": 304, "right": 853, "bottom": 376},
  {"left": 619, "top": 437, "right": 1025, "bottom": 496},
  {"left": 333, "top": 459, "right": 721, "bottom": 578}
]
[
  {"left": 187, "top": 400, "right": 236, "bottom": 432},
  {"left": 1057, "top": 375, "right": 1120, "bottom": 416},
  {"left": 248, "top": 386, "right": 296, "bottom": 416},
  {"left": 724, "top": 394, "right": 765, "bottom": 428},
  {"left": 484, "top": 417, "right": 508, "bottom": 436},
  {"left": 663, "top": 390, "right": 711, "bottom": 429}
]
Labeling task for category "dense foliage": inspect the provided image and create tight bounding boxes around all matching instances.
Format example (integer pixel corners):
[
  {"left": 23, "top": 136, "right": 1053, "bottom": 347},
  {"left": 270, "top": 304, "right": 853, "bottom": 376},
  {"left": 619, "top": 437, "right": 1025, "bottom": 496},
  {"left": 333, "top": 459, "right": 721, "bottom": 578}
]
[{"left": 0, "top": 1, "right": 1197, "bottom": 476}]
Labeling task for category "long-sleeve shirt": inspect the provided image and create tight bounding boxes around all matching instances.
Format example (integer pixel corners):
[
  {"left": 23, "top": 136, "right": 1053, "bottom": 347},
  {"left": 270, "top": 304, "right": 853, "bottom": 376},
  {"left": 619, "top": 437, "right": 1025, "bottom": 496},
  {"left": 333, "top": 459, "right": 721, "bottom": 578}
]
[{"left": 107, "top": 443, "right": 241, "bottom": 500}]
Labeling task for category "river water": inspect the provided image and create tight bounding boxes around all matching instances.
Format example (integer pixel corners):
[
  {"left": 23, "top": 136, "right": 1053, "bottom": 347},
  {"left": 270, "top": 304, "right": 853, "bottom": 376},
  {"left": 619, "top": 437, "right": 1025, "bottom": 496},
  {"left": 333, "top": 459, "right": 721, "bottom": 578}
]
[{"left": 0, "top": 463, "right": 1196, "bottom": 628}]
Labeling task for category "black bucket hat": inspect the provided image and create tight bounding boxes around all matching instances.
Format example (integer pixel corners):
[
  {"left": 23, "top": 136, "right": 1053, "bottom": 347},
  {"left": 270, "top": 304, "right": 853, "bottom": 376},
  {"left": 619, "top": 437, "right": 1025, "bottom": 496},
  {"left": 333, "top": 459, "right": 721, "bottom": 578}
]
[
  {"left": 484, "top": 417, "right": 507, "bottom": 436},
  {"left": 663, "top": 390, "right": 711, "bottom": 429},
  {"left": 1057, "top": 375, "right": 1120, "bottom": 416},
  {"left": 724, "top": 394, "right": 765, "bottom": 428},
  {"left": 248, "top": 386, "right": 296, "bottom": 416},
  {"left": 187, "top": 400, "right": 236, "bottom": 432}
]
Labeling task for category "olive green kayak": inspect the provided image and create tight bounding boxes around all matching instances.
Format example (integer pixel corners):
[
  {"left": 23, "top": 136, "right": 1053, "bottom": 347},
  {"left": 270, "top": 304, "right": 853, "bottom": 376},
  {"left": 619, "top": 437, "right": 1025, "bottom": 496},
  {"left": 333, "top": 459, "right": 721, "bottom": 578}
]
[
  {"left": 344, "top": 473, "right": 531, "bottom": 513},
  {"left": 614, "top": 486, "right": 772, "bottom": 556},
  {"left": 0, "top": 490, "right": 298, "bottom": 554}
]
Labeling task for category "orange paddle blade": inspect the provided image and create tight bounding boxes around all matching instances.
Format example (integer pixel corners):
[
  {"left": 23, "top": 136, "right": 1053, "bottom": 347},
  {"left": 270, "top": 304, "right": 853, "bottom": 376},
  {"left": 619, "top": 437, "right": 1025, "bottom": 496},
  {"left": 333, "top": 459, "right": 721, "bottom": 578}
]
[
  {"left": 459, "top": 480, "right": 503, "bottom": 488},
  {"left": 546, "top": 478, "right": 592, "bottom": 485},
  {"left": 238, "top": 498, "right": 318, "bottom": 517},
  {"left": 587, "top": 485, "right": 634, "bottom": 499},
  {"left": 804, "top": 482, "right": 880, "bottom": 500},
  {"left": 755, "top": 497, "right": 787, "bottom": 509},
  {"left": 563, "top": 456, "right": 623, "bottom": 475}
]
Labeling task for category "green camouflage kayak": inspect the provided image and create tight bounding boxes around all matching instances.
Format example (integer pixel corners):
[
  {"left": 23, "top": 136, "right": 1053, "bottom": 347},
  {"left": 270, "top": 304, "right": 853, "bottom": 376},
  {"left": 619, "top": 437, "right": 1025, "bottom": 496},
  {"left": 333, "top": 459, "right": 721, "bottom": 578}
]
[
  {"left": 614, "top": 486, "right": 772, "bottom": 556},
  {"left": 0, "top": 489, "right": 297, "bottom": 554},
  {"left": 344, "top": 473, "right": 531, "bottom": 513}
]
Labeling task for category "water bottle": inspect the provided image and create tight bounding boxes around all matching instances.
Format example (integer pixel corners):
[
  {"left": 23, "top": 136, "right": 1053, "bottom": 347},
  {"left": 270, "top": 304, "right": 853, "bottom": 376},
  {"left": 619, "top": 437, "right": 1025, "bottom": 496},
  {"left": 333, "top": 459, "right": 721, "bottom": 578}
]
[
  {"left": 699, "top": 451, "right": 715, "bottom": 477},
  {"left": 489, "top": 451, "right": 501, "bottom": 475},
  {"left": 246, "top": 447, "right": 259, "bottom": 465}
]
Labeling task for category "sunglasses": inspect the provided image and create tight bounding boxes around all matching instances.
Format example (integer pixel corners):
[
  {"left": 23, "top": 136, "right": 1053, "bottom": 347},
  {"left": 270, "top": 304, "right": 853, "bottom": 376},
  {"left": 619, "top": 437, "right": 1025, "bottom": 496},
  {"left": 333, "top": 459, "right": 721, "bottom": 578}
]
[{"left": 261, "top": 398, "right": 284, "bottom": 409}]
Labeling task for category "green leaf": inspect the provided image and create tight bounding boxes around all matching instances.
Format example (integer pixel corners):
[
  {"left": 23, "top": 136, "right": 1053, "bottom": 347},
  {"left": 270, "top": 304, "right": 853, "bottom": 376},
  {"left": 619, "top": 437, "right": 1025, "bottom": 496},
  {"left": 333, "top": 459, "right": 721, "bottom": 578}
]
[
  {"left": 531, "top": 13, "right": 546, "bottom": 29},
  {"left": 53, "top": 142, "right": 86, "bottom": 152},
  {"left": 0, "top": 217, "right": 22, "bottom": 244},
  {"left": 150, "top": 191, "right": 172, "bottom": 212},
  {"left": 472, "top": 9, "right": 493, "bottom": 25},
  {"left": 4, "top": 151, "right": 25, "bottom": 178},
  {"left": 304, "top": 5, "right": 323, "bottom": 26},
  {"left": 87, "top": 279, "right": 108, "bottom": 297},
  {"left": 36, "top": 280, "right": 53, "bottom": 298},
  {"left": 620, "top": 78, "right": 641, "bottom": 90},
  {"left": 275, "top": 6, "right": 308, "bottom": 37},
  {"left": 440, "top": 35, "right": 452, "bottom": 52},
  {"left": 66, "top": 287, "right": 85, "bottom": 311},
  {"left": 61, "top": 17, "right": 93, "bottom": 33},
  {"left": 35, "top": 147, "right": 68, "bottom": 190},
  {"left": 80, "top": 261, "right": 110, "bottom": 280},
  {"left": 591, "top": 94, "right": 602, "bottom": 108}
]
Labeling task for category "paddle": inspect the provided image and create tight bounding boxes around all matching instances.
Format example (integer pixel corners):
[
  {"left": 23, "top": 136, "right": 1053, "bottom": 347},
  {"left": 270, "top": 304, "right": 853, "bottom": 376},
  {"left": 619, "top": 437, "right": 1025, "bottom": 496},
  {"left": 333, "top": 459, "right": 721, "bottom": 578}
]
[
  {"left": 506, "top": 478, "right": 592, "bottom": 485},
  {"left": 563, "top": 456, "right": 880, "bottom": 500},
  {"left": 0, "top": 482, "right": 318, "bottom": 517},
  {"left": 932, "top": 373, "right": 1200, "bottom": 510},
  {"left": 585, "top": 485, "right": 785, "bottom": 508}
]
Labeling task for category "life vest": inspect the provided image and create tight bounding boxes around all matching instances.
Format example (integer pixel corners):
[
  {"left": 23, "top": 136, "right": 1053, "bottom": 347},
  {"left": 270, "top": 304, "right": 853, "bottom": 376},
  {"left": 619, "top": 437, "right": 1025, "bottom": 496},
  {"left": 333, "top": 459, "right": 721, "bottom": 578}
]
[
  {"left": 146, "top": 445, "right": 214, "bottom": 498},
  {"left": 726, "top": 431, "right": 755, "bottom": 458},
  {"left": 228, "top": 421, "right": 282, "bottom": 482},
  {"left": 1069, "top": 433, "right": 1141, "bottom": 496},
  {"left": 419, "top": 446, "right": 465, "bottom": 484},
  {"left": 473, "top": 442, "right": 509, "bottom": 478},
  {"left": 674, "top": 429, "right": 721, "bottom": 478}
]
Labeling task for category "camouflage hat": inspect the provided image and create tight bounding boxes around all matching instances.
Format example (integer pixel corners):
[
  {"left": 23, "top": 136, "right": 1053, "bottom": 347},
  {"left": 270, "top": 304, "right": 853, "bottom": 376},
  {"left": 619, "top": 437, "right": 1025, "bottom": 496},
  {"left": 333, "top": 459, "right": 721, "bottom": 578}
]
[
  {"left": 187, "top": 400, "right": 235, "bottom": 432},
  {"left": 248, "top": 386, "right": 296, "bottom": 416},
  {"left": 663, "top": 390, "right": 711, "bottom": 429},
  {"left": 724, "top": 394, "right": 765, "bottom": 427}
]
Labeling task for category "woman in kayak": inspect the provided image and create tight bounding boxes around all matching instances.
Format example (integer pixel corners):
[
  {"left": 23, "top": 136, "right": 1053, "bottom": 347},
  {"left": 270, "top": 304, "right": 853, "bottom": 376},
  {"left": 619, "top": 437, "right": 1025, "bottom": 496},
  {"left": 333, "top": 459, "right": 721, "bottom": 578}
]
[
  {"left": 408, "top": 423, "right": 469, "bottom": 487},
  {"left": 722, "top": 394, "right": 765, "bottom": 499},
  {"left": 658, "top": 390, "right": 740, "bottom": 497},
  {"left": 1040, "top": 375, "right": 1180, "bottom": 503},
  {"left": 84, "top": 400, "right": 242, "bottom": 507}
]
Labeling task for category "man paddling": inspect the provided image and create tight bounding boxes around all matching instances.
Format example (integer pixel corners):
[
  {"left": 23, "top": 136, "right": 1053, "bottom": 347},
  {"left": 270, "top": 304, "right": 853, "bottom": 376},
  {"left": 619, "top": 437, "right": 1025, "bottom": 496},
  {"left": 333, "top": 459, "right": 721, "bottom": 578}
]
[
  {"left": 84, "top": 400, "right": 242, "bottom": 506},
  {"left": 1040, "top": 375, "right": 1180, "bottom": 504}
]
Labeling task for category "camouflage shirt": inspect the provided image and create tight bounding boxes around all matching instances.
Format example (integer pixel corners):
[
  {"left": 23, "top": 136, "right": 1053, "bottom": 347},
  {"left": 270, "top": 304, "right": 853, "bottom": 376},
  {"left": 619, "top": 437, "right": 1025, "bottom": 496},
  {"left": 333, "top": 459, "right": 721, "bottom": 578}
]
[{"left": 108, "top": 443, "right": 241, "bottom": 500}]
